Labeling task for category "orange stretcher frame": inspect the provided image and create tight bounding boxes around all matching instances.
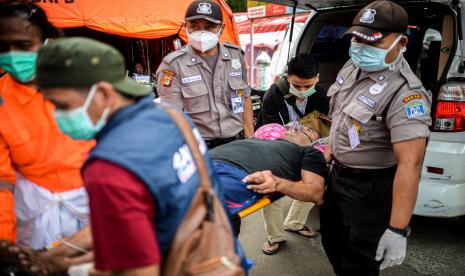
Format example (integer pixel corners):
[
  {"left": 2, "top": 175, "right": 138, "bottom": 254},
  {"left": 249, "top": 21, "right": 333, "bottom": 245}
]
[
  {"left": 237, "top": 193, "right": 283, "bottom": 218},
  {"left": 37, "top": 0, "right": 240, "bottom": 45},
  {"left": 237, "top": 180, "right": 304, "bottom": 218}
]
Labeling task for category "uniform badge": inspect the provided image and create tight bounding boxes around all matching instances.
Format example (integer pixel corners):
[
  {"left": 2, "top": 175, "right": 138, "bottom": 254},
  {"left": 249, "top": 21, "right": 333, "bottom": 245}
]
[
  {"left": 403, "top": 94, "right": 422, "bottom": 103},
  {"left": 236, "top": 89, "right": 244, "bottom": 97},
  {"left": 231, "top": 59, "right": 241, "bottom": 70},
  {"left": 405, "top": 102, "right": 426, "bottom": 119},
  {"left": 197, "top": 2, "right": 212, "bottom": 15},
  {"left": 336, "top": 74, "right": 344, "bottom": 85},
  {"left": 229, "top": 71, "right": 242, "bottom": 77},
  {"left": 162, "top": 69, "right": 175, "bottom": 76},
  {"left": 369, "top": 82, "right": 387, "bottom": 95},
  {"left": 181, "top": 75, "right": 202, "bottom": 84},
  {"left": 377, "top": 75, "right": 385, "bottom": 81},
  {"left": 373, "top": 32, "right": 382, "bottom": 40},
  {"left": 360, "top": 8, "right": 376, "bottom": 24},
  {"left": 357, "top": 94, "right": 376, "bottom": 109},
  {"left": 161, "top": 70, "right": 175, "bottom": 87}
]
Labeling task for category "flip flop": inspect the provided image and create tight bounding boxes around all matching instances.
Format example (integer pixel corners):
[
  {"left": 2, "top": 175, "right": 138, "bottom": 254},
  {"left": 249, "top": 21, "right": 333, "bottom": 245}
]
[
  {"left": 285, "top": 225, "right": 317, "bottom": 238},
  {"left": 262, "top": 240, "right": 286, "bottom": 255}
]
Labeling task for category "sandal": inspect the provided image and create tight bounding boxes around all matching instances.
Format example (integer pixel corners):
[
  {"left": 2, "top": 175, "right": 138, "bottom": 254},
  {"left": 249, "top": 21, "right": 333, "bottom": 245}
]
[
  {"left": 262, "top": 240, "right": 286, "bottom": 255},
  {"left": 285, "top": 225, "right": 317, "bottom": 238}
]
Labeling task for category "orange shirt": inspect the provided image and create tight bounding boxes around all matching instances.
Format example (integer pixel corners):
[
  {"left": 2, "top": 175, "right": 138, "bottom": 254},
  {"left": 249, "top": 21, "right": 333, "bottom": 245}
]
[{"left": 0, "top": 74, "right": 94, "bottom": 192}]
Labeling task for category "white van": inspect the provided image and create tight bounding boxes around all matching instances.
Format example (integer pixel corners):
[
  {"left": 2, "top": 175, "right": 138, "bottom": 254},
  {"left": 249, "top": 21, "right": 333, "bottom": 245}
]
[{"left": 260, "top": 0, "right": 465, "bottom": 218}]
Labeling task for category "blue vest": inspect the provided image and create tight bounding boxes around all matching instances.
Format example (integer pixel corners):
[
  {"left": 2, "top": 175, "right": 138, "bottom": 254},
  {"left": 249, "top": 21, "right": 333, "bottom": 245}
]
[{"left": 85, "top": 97, "right": 224, "bottom": 254}]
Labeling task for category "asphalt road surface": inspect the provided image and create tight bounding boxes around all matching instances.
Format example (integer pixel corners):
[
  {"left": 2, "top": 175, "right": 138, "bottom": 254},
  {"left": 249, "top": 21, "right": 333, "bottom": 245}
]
[{"left": 239, "top": 197, "right": 465, "bottom": 276}]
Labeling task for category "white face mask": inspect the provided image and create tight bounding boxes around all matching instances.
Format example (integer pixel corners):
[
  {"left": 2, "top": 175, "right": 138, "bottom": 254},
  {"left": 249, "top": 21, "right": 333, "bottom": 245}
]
[{"left": 188, "top": 28, "right": 221, "bottom": 53}]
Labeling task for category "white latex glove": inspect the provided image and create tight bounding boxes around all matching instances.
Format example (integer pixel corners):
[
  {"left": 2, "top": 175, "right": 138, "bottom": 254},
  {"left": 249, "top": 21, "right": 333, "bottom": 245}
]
[{"left": 375, "top": 229, "right": 407, "bottom": 270}]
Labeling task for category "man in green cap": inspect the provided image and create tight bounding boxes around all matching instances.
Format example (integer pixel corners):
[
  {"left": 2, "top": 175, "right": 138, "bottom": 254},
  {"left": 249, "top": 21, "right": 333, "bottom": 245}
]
[{"left": 35, "top": 37, "right": 247, "bottom": 275}]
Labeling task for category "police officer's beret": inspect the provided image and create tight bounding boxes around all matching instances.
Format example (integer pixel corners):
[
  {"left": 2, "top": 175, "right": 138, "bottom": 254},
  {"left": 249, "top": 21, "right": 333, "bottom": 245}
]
[{"left": 344, "top": 0, "right": 408, "bottom": 42}]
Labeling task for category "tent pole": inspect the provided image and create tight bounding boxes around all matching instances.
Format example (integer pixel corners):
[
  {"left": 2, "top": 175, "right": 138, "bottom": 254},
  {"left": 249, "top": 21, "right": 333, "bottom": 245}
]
[
  {"left": 287, "top": 2, "right": 297, "bottom": 62},
  {"left": 146, "top": 39, "right": 151, "bottom": 78},
  {"left": 250, "top": 18, "right": 254, "bottom": 89}
]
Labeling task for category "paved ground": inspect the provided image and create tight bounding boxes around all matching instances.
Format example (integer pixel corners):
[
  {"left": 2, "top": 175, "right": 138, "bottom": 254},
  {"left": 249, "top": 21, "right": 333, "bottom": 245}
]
[{"left": 239, "top": 197, "right": 465, "bottom": 276}]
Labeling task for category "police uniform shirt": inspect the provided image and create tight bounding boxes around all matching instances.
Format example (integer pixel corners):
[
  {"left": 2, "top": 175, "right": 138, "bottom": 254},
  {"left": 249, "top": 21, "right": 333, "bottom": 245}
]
[
  {"left": 156, "top": 43, "right": 251, "bottom": 140},
  {"left": 328, "top": 57, "right": 432, "bottom": 169}
]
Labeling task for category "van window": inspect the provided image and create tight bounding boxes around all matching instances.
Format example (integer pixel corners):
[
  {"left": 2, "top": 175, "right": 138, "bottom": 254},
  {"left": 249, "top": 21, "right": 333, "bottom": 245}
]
[
  {"left": 309, "top": 24, "right": 350, "bottom": 91},
  {"left": 419, "top": 29, "right": 443, "bottom": 92}
]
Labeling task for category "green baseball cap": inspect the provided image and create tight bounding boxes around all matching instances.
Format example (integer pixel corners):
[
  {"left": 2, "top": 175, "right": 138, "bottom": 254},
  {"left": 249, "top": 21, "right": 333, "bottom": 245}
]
[{"left": 36, "top": 37, "right": 151, "bottom": 97}]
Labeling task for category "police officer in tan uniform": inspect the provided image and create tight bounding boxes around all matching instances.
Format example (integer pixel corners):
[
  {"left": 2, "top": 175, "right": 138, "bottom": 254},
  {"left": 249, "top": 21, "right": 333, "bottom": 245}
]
[
  {"left": 320, "top": 1, "right": 432, "bottom": 275},
  {"left": 156, "top": 0, "right": 254, "bottom": 149}
]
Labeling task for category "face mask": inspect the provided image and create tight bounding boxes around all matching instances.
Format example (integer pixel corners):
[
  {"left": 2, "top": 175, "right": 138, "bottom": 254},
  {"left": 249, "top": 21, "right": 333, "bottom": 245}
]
[
  {"left": 54, "top": 85, "right": 110, "bottom": 140},
  {"left": 188, "top": 28, "right": 221, "bottom": 53},
  {"left": 0, "top": 51, "right": 37, "bottom": 83},
  {"left": 289, "top": 84, "right": 317, "bottom": 99},
  {"left": 349, "top": 35, "right": 403, "bottom": 72}
]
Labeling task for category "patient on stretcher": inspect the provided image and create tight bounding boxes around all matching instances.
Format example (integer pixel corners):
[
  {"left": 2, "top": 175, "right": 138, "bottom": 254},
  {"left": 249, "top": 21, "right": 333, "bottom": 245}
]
[{"left": 210, "top": 123, "right": 329, "bottom": 216}]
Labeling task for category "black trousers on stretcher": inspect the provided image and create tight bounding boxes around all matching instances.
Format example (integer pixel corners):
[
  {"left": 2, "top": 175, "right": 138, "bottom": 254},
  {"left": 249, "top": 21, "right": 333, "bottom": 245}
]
[{"left": 320, "top": 163, "right": 396, "bottom": 276}]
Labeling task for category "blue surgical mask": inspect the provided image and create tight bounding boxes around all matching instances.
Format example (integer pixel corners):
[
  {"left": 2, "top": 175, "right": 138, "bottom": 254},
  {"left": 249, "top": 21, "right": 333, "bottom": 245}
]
[
  {"left": 349, "top": 35, "right": 403, "bottom": 72},
  {"left": 0, "top": 51, "right": 37, "bottom": 83},
  {"left": 54, "top": 85, "right": 110, "bottom": 140}
]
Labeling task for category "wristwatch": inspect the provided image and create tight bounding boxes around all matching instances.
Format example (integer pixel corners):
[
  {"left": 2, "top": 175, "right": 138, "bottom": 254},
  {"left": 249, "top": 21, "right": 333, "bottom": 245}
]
[{"left": 388, "top": 225, "right": 411, "bottom": 237}]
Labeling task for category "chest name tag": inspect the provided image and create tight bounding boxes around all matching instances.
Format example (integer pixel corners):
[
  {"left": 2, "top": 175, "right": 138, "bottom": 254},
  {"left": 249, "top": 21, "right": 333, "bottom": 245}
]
[
  {"left": 348, "top": 124, "right": 360, "bottom": 150},
  {"left": 173, "top": 144, "right": 196, "bottom": 183},
  {"left": 405, "top": 102, "right": 425, "bottom": 119},
  {"left": 231, "top": 95, "right": 244, "bottom": 114},
  {"left": 181, "top": 75, "right": 202, "bottom": 84},
  {"left": 357, "top": 94, "right": 376, "bottom": 109},
  {"left": 229, "top": 71, "right": 242, "bottom": 77}
]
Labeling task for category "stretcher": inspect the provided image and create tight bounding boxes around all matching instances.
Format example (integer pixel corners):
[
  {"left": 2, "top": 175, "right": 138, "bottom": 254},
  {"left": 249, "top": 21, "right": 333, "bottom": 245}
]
[{"left": 236, "top": 193, "right": 283, "bottom": 218}]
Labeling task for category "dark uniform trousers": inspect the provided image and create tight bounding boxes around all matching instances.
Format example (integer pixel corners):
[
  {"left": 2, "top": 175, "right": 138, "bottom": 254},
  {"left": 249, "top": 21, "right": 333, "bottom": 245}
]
[{"left": 320, "top": 162, "right": 396, "bottom": 276}]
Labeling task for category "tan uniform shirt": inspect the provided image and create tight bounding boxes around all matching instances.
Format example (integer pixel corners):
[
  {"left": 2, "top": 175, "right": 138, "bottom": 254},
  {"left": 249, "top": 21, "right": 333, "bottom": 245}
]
[
  {"left": 328, "top": 57, "right": 432, "bottom": 169},
  {"left": 156, "top": 43, "right": 251, "bottom": 140}
]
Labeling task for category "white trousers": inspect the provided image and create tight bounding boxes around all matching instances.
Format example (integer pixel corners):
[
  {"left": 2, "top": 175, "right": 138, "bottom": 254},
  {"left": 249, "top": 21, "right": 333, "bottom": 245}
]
[
  {"left": 14, "top": 174, "right": 89, "bottom": 249},
  {"left": 263, "top": 197, "right": 314, "bottom": 242}
]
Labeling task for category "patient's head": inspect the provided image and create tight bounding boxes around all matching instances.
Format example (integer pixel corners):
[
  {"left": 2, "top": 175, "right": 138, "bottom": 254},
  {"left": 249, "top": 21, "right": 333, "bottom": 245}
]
[{"left": 254, "top": 122, "right": 319, "bottom": 147}]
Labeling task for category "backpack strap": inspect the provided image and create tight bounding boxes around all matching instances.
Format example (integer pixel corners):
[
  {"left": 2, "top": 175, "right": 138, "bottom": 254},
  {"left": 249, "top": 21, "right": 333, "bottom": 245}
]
[{"left": 163, "top": 107, "right": 215, "bottom": 220}]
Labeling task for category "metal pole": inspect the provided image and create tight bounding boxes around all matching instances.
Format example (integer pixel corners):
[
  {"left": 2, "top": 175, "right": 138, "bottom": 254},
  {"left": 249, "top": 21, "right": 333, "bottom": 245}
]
[
  {"left": 287, "top": 3, "right": 297, "bottom": 62},
  {"left": 250, "top": 18, "right": 255, "bottom": 89}
]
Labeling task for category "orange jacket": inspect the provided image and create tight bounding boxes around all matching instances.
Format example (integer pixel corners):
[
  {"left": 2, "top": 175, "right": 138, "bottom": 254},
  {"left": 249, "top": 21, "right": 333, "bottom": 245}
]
[{"left": 0, "top": 75, "right": 94, "bottom": 242}]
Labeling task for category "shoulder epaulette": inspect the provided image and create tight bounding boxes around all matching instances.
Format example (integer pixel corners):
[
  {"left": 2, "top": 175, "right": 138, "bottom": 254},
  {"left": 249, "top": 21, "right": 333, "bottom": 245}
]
[
  {"left": 399, "top": 69, "right": 423, "bottom": 90},
  {"left": 223, "top": 42, "right": 244, "bottom": 54},
  {"left": 163, "top": 46, "right": 188, "bottom": 63}
]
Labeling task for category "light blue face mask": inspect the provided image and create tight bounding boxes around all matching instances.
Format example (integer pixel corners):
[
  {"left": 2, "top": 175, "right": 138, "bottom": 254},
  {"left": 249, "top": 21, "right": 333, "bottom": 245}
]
[
  {"left": 0, "top": 51, "right": 37, "bottom": 83},
  {"left": 349, "top": 35, "right": 404, "bottom": 72},
  {"left": 54, "top": 85, "right": 110, "bottom": 140},
  {"left": 289, "top": 75, "right": 319, "bottom": 99},
  {"left": 289, "top": 84, "right": 317, "bottom": 99}
]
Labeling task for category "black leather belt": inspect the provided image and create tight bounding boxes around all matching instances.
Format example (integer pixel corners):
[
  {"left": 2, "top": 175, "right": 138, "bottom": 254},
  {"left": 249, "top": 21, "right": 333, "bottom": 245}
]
[
  {"left": 205, "top": 131, "right": 244, "bottom": 149},
  {"left": 331, "top": 157, "right": 396, "bottom": 178}
]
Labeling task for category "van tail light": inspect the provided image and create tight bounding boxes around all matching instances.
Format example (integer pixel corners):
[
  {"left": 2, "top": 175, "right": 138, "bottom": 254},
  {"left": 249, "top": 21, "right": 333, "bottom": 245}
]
[{"left": 434, "top": 82, "right": 465, "bottom": 132}]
